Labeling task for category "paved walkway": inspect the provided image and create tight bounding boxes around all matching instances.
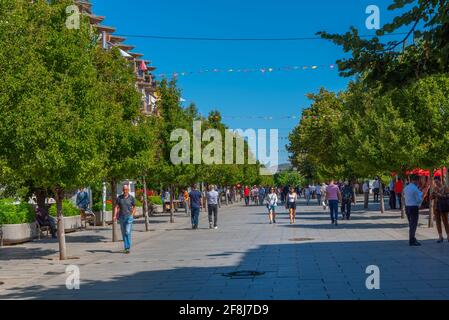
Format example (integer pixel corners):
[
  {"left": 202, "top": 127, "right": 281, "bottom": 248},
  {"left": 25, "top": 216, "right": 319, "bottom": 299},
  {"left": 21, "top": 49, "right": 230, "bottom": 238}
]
[{"left": 1, "top": 198, "right": 449, "bottom": 300}]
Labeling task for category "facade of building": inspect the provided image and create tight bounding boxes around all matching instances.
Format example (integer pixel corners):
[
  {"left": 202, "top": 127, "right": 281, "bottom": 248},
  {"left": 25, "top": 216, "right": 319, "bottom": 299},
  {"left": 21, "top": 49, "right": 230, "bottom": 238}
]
[{"left": 76, "top": 1, "right": 158, "bottom": 115}]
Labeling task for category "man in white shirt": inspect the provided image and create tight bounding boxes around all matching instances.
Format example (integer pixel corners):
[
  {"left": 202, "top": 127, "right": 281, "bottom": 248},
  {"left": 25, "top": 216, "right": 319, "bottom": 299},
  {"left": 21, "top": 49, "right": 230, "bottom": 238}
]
[
  {"left": 363, "top": 181, "right": 370, "bottom": 209},
  {"left": 404, "top": 175, "right": 423, "bottom": 246},
  {"left": 372, "top": 178, "right": 380, "bottom": 203},
  {"left": 206, "top": 185, "right": 219, "bottom": 229},
  {"left": 316, "top": 185, "right": 322, "bottom": 205},
  {"left": 304, "top": 186, "right": 311, "bottom": 206}
]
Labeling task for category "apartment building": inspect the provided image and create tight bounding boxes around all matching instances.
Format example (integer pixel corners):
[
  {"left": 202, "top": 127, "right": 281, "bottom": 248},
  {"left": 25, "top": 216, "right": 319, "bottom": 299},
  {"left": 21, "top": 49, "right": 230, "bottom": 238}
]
[{"left": 76, "top": 0, "right": 158, "bottom": 115}]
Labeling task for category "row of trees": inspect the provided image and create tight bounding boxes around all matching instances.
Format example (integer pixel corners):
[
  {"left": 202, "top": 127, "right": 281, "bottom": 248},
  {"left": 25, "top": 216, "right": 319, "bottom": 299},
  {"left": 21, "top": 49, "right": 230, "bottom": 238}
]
[
  {"left": 0, "top": 0, "right": 264, "bottom": 259},
  {"left": 288, "top": 0, "right": 449, "bottom": 220}
]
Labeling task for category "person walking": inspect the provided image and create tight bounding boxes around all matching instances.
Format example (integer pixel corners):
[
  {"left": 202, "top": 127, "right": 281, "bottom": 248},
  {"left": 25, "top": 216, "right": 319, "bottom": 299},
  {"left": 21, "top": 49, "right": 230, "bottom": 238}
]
[
  {"left": 316, "top": 185, "right": 322, "bottom": 206},
  {"left": 326, "top": 180, "right": 342, "bottom": 226},
  {"left": 286, "top": 187, "right": 298, "bottom": 224},
  {"left": 206, "top": 185, "right": 219, "bottom": 230},
  {"left": 304, "top": 185, "right": 311, "bottom": 206},
  {"left": 363, "top": 180, "right": 370, "bottom": 209},
  {"left": 259, "top": 186, "right": 266, "bottom": 206},
  {"left": 431, "top": 176, "right": 449, "bottom": 243},
  {"left": 76, "top": 187, "right": 90, "bottom": 222},
  {"left": 251, "top": 185, "right": 259, "bottom": 206},
  {"left": 389, "top": 179, "right": 397, "bottom": 210},
  {"left": 341, "top": 181, "right": 355, "bottom": 220},
  {"left": 114, "top": 185, "right": 136, "bottom": 254},
  {"left": 266, "top": 187, "right": 278, "bottom": 224},
  {"left": 189, "top": 184, "right": 203, "bottom": 230},
  {"left": 404, "top": 175, "right": 423, "bottom": 246},
  {"left": 183, "top": 189, "right": 190, "bottom": 214},
  {"left": 372, "top": 177, "right": 380, "bottom": 203},
  {"left": 395, "top": 178, "right": 404, "bottom": 209},
  {"left": 321, "top": 183, "right": 328, "bottom": 210},
  {"left": 244, "top": 186, "right": 250, "bottom": 206}
]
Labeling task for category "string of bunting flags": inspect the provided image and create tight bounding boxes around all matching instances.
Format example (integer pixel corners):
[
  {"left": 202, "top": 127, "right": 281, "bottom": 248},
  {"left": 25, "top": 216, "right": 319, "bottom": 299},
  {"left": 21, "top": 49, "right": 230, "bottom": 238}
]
[
  {"left": 156, "top": 64, "right": 337, "bottom": 78},
  {"left": 217, "top": 114, "right": 338, "bottom": 120}
]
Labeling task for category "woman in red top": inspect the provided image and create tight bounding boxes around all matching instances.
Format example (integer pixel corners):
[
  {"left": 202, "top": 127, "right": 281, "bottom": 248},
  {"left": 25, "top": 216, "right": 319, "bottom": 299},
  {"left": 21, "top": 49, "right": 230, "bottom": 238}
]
[{"left": 244, "top": 186, "right": 251, "bottom": 206}]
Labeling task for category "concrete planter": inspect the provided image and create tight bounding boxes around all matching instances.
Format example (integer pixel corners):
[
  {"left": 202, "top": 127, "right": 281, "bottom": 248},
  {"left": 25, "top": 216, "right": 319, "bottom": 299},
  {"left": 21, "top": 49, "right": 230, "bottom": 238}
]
[
  {"left": 95, "top": 211, "right": 113, "bottom": 225},
  {"left": 136, "top": 207, "right": 143, "bottom": 218},
  {"left": 1, "top": 222, "right": 37, "bottom": 245},
  {"left": 152, "top": 204, "right": 164, "bottom": 214},
  {"left": 63, "top": 215, "right": 82, "bottom": 232}
]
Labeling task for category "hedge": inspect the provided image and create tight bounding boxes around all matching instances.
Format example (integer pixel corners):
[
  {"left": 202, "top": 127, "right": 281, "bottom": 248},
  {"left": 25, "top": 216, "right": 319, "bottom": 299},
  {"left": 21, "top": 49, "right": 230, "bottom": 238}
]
[
  {"left": 49, "top": 200, "right": 80, "bottom": 217},
  {"left": 0, "top": 199, "right": 35, "bottom": 224},
  {"left": 92, "top": 201, "right": 113, "bottom": 212},
  {"left": 149, "top": 196, "right": 163, "bottom": 205}
]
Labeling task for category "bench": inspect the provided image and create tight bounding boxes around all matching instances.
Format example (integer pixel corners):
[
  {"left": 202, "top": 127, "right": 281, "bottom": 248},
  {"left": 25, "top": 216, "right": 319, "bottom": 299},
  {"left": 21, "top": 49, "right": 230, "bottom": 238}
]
[
  {"left": 81, "top": 209, "right": 96, "bottom": 229},
  {"left": 36, "top": 221, "right": 51, "bottom": 240}
]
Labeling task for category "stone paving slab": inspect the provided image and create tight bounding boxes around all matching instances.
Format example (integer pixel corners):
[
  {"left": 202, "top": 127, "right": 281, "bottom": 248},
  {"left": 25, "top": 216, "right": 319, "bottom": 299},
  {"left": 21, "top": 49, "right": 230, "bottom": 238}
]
[{"left": 1, "top": 198, "right": 449, "bottom": 300}]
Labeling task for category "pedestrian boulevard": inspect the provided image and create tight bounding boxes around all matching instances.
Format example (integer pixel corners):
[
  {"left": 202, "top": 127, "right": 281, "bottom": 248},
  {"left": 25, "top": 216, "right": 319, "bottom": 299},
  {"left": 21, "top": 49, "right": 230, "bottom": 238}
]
[{"left": 1, "top": 199, "right": 449, "bottom": 300}]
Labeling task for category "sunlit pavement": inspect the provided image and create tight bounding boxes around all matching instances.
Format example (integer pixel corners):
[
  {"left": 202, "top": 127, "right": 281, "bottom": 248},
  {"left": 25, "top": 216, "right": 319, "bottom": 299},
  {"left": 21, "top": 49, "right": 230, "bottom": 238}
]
[{"left": 1, "top": 198, "right": 449, "bottom": 300}]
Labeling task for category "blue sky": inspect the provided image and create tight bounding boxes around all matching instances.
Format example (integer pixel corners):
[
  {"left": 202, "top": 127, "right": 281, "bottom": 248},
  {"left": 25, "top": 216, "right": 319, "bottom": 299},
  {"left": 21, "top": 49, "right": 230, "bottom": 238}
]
[{"left": 91, "top": 0, "right": 407, "bottom": 165}]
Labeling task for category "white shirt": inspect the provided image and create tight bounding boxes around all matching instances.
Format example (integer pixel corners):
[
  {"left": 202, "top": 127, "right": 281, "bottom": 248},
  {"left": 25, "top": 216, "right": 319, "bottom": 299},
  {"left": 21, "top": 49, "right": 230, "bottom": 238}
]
[
  {"left": 372, "top": 180, "right": 380, "bottom": 189},
  {"left": 206, "top": 190, "right": 219, "bottom": 205},
  {"left": 404, "top": 183, "right": 423, "bottom": 207},
  {"left": 321, "top": 185, "right": 327, "bottom": 194},
  {"left": 287, "top": 193, "right": 297, "bottom": 203},
  {"left": 267, "top": 193, "right": 278, "bottom": 206},
  {"left": 363, "top": 183, "right": 370, "bottom": 193}
]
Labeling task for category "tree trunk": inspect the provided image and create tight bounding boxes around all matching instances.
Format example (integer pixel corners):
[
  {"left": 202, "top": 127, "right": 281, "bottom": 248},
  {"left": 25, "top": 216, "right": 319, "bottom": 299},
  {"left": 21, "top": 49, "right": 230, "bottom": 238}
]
[
  {"left": 225, "top": 187, "right": 229, "bottom": 206},
  {"left": 55, "top": 188, "right": 67, "bottom": 260},
  {"left": 35, "top": 189, "right": 48, "bottom": 216},
  {"left": 143, "top": 175, "right": 150, "bottom": 232},
  {"left": 170, "top": 185, "right": 175, "bottom": 223},
  {"left": 445, "top": 167, "right": 449, "bottom": 187},
  {"left": 379, "top": 179, "right": 385, "bottom": 214},
  {"left": 111, "top": 180, "right": 118, "bottom": 242},
  {"left": 428, "top": 170, "right": 434, "bottom": 228}
]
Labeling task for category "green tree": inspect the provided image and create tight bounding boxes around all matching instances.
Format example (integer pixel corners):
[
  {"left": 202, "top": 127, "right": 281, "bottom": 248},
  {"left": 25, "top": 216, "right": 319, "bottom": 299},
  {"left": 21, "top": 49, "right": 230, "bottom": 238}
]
[
  {"left": 93, "top": 46, "right": 157, "bottom": 240},
  {"left": 0, "top": 0, "right": 110, "bottom": 259},
  {"left": 274, "top": 171, "right": 305, "bottom": 188}
]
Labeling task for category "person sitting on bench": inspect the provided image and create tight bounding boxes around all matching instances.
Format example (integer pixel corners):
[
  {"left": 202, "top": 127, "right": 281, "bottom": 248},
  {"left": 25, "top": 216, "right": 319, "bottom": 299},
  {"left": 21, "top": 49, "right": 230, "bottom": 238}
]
[{"left": 35, "top": 206, "right": 57, "bottom": 239}]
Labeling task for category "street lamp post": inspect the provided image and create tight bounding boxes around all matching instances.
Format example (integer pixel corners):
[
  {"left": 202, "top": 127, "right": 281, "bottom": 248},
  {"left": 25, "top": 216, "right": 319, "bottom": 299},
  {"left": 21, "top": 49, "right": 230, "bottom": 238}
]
[
  {"left": 143, "top": 175, "right": 150, "bottom": 232},
  {"left": 102, "top": 181, "right": 107, "bottom": 227}
]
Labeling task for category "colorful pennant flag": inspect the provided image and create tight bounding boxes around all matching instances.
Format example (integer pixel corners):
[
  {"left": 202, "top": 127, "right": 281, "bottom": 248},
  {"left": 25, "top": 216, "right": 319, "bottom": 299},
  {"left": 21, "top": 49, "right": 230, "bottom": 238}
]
[{"left": 155, "top": 64, "right": 337, "bottom": 78}]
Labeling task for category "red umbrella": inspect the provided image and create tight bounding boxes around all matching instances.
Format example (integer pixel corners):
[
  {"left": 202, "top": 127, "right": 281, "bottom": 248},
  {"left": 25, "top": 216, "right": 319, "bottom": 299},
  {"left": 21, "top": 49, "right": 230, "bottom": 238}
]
[
  {"left": 418, "top": 169, "right": 430, "bottom": 177},
  {"left": 433, "top": 168, "right": 447, "bottom": 177}
]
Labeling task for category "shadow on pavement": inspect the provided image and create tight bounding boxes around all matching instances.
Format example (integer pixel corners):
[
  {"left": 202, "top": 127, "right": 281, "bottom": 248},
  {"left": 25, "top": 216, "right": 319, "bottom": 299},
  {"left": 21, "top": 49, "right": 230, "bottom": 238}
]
[
  {"left": 0, "top": 247, "right": 58, "bottom": 261},
  {"left": 2, "top": 239, "right": 449, "bottom": 300},
  {"left": 284, "top": 222, "right": 410, "bottom": 230}
]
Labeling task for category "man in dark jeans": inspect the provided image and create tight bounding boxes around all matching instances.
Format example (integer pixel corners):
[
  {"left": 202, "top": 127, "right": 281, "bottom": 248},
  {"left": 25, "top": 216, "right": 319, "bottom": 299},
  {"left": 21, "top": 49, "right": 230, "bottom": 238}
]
[
  {"left": 189, "top": 184, "right": 203, "bottom": 230},
  {"left": 206, "top": 185, "right": 219, "bottom": 230},
  {"left": 35, "top": 205, "right": 57, "bottom": 239},
  {"left": 373, "top": 178, "right": 380, "bottom": 203},
  {"left": 341, "top": 181, "right": 355, "bottom": 220},
  {"left": 114, "top": 185, "right": 136, "bottom": 254},
  {"left": 404, "top": 175, "right": 423, "bottom": 246}
]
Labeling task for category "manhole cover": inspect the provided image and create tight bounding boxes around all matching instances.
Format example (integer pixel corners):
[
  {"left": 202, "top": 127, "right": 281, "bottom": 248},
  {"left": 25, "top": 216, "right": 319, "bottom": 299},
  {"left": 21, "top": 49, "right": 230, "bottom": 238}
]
[
  {"left": 223, "top": 271, "right": 265, "bottom": 278},
  {"left": 44, "top": 272, "right": 63, "bottom": 276},
  {"left": 289, "top": 238, "right": 314, "bottom": 242}
]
